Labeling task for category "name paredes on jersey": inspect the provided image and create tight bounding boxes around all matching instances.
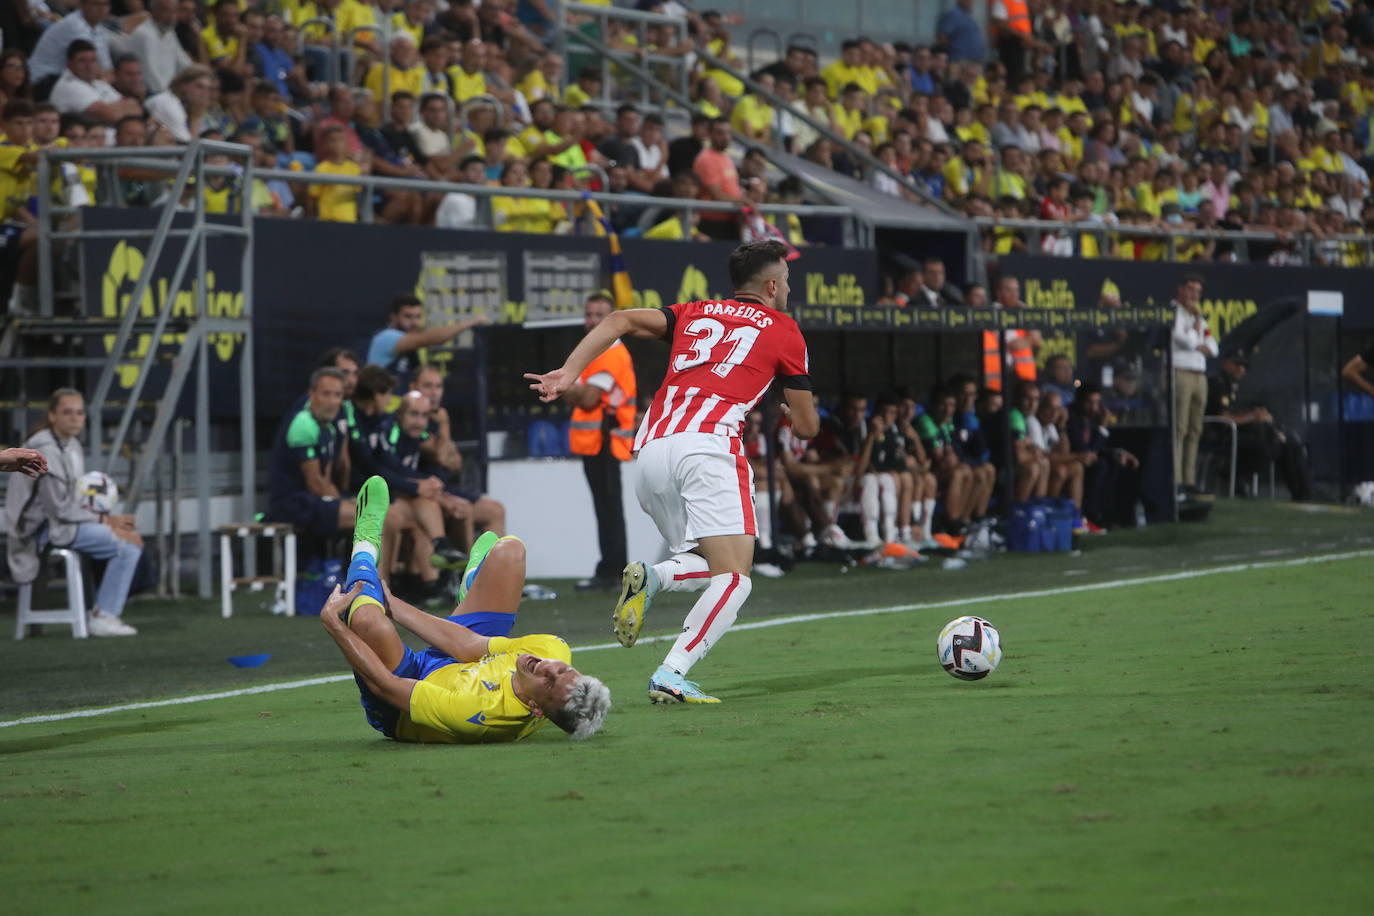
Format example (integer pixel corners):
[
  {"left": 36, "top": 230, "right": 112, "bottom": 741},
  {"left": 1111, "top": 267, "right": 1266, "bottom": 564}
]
[{"left": 702, "top": 301, "right": 774, "bottom": 328}]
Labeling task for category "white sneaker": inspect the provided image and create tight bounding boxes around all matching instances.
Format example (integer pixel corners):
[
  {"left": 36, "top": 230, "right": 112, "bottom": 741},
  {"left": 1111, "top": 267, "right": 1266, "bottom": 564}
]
[
  {"left": 752, "top": 562, "right": 785, "bottom": 578},
  {"left": 88, "top": 610, "right": 137, "bottom": 637},
  {"left": 822, "top": 525, "right": 858, "bottom": 549}
]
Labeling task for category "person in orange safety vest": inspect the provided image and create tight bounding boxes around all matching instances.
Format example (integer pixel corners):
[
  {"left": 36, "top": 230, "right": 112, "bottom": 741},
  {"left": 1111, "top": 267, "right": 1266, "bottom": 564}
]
[
  {"left": 983, "top": 275, "right": 1041, "bottom": 391},
  {"left": 565, "top": 292, "right": 638, "bottom": 590}
]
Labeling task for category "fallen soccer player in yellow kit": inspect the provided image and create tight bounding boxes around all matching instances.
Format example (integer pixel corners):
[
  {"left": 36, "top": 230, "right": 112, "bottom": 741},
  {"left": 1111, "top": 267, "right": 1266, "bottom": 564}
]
[{"left": 319, "top": 476, "right": 611, "bottom": 743}]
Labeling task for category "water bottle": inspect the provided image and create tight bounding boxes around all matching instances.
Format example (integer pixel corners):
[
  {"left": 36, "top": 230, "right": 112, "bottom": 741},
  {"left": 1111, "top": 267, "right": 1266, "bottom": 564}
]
[{"left": 1134, "top": 500, "right": 1147, "bottom": 529}]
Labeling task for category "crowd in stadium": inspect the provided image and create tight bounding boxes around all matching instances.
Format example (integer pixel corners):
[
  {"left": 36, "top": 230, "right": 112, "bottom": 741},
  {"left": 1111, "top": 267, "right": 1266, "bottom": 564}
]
[{"left": 2, "top": 0, "right": 1372, "bottom": 264}]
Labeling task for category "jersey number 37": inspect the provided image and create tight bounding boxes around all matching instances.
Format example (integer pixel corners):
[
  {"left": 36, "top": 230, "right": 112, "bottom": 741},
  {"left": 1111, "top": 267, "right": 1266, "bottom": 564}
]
[{"left": 673, "top": 317, "right": 761, "bottom": 379}]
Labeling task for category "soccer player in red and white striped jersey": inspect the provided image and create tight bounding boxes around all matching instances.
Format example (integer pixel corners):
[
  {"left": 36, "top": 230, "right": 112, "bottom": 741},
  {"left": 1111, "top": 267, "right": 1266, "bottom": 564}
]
[{"left": 526, "top": 240, "right": 820, "bottom": 703}]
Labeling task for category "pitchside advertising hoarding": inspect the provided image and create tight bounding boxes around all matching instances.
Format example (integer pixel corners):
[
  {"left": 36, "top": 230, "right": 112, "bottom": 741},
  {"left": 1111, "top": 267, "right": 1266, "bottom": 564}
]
[{"left": 81, "top": 209, "right": 878, "bottom": 415}]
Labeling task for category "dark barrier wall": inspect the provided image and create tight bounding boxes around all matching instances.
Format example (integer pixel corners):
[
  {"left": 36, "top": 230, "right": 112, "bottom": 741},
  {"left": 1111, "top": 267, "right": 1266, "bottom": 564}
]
[
  {"left": 997, "top": 254, "right": 1374, "bottom": 335},
  {"left": 81, "top": 209, "right": 878, "bottom": 418}
]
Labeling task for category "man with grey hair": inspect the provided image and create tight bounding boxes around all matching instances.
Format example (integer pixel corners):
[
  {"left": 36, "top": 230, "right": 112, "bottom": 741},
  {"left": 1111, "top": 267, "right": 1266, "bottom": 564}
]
[{"left": 322, "top": 476, "right": 611, "bottom": 744}]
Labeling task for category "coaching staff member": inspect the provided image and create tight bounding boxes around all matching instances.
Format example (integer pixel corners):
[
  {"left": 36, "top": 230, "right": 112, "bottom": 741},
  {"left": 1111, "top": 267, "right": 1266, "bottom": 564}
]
[{"left": 564, "top": 293, "right": 638, "bottom": 590}]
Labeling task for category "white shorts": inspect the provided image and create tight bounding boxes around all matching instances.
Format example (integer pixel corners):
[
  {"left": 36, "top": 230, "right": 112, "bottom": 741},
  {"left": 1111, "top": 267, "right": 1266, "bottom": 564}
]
[{"left": 634, "top": 432, "right": 756, "bottom": 554}]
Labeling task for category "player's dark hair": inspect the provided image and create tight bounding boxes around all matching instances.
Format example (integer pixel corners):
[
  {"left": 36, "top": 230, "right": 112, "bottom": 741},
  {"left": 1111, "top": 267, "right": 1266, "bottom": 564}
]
[
  {"left": 353, "top": 364, "right": 396, "bottom": 401},
  {"left": 390, "top": 294, "right": 422, "bottom": 315},
  {"left": 585, "top": 291, "right": 614, "bottom": 309},
  {"left": 411, "top": 364, "right": 444, "bottom": 385},
  {"left": 316, "top": 347, "right": 360, "bottom": 370},
  {"left": 1180, "top": 272, "right": 1204, "bottom": 287},
  {"left": 728, "top": 239, "right": 789, "bottom": 289}
]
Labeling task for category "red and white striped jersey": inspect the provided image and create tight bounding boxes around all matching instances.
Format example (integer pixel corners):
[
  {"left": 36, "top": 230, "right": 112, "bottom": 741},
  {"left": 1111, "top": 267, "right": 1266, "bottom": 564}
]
[{"left": 633, "top": 296, "right": 812, "bottom": 452}]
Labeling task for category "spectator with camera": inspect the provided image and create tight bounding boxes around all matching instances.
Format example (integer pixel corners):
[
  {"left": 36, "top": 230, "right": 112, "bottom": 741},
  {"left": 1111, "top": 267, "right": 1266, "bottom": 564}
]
[{"left": 5, "top": 388, "right": 143, "bottom": 637}]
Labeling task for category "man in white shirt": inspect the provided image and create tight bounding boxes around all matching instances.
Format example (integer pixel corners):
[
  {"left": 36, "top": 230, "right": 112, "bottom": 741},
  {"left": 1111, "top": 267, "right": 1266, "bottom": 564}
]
[
  {"left": 1170, "top": 274, "right": 1218, "bottom": 494},
  {"left": 50, "top": 39, "right": 141, "bottom": 127},
  {"left": 29, "top": 0, "right": 117, "bottom": 85},
  {"left": 112, "top": 0, "right": 191, "bottom": 95}
]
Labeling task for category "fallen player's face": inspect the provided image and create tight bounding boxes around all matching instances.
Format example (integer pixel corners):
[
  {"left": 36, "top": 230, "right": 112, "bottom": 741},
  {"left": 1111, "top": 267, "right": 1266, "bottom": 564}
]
[{"left": 514, "top": 654, "right": 581, "bottom": 715}]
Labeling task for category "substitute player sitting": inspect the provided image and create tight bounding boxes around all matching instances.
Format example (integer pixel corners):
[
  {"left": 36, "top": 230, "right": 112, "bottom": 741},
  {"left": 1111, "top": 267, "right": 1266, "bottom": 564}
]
[
  {"left": 526, "top": 240, "right": 820, "bottom": 704},
  {"left": 320, "top": 475, "right": 611, "bottom": 743}
]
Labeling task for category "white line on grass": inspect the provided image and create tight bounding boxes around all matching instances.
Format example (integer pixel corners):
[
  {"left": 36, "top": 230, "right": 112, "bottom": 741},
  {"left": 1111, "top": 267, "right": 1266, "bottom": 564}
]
[{"left": 3, "top": 548, "right": 1370, "bottom": 730}]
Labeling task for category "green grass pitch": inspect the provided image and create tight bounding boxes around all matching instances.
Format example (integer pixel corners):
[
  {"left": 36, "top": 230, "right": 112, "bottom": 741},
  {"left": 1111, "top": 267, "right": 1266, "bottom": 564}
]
[{"left": 1, "top": 503, "right": 1372, "bottom": 914}]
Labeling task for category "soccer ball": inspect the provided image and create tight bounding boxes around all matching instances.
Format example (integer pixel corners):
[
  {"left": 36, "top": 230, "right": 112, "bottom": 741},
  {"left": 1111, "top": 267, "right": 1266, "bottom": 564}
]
[
  {"left": 79, "top": 470, "right": 119, "bottom": 515},
  {"left": 937, "top": 616, "right": 1002, "bottom": 681}
]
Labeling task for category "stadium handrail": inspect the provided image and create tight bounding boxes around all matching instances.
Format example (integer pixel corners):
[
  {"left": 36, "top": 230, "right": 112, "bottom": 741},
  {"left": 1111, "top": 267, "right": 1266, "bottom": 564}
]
[
  {"left": 555, "top": 1, "right": 694, "bottom": 114},
  {"left": 969, "top": 215, "right": 1374, "bottom": 266},
  {"left": 35, "top": 146, "right": 862, "bottom": 236}
]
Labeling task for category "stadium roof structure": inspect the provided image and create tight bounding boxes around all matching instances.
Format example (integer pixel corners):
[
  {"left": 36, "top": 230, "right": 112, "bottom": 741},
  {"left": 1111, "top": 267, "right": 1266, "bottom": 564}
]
[{"left": 768, "top": 147, "right": 974, "bottom": 232}]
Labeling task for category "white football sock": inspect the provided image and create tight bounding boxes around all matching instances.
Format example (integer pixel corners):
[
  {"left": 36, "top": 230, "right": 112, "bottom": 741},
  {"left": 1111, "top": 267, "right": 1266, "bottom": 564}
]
[
  {"left": 651, "top": 553, "right": 711, "bottom": 593},
  {"left": 663, "top": 573, "right": 753, "bottom": 676},
  {"left": 879, "top": 474, "right": 897, "bottom": 542},
  {"left": 822, "top": 499, "right": 836, "bottom": 524},
  {"left": 922, "top": 499, "right": 936, "bottom": 539},
  {"left": 755, "top": 494, "right": 772, "bottom": 550},
  {"left": 860, "top": 474, "right": 880, "bottom": 541}
]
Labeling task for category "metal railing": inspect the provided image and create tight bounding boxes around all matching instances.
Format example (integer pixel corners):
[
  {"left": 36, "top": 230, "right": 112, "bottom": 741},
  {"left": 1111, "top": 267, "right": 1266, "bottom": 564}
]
[
  {"left": 34, "top": 140, "right": 257, "bottom": 598},
  {"left": 555, "top": 1, "right": 693, "bottom": 117},
  {"left": 971, "top": 215, "right": 1374, "bottom": 267}
]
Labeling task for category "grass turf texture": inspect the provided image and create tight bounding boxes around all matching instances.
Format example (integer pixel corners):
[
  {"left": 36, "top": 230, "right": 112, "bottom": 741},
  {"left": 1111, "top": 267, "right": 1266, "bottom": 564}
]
[{"left": 1, "top": 508, "right": 1372, "bottom": 913}]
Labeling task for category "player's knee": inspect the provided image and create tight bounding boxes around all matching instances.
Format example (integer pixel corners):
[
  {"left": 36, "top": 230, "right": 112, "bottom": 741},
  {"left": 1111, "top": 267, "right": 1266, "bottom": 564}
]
[{"left": 485, "top": 536, "right": 526, "bottom": 572}]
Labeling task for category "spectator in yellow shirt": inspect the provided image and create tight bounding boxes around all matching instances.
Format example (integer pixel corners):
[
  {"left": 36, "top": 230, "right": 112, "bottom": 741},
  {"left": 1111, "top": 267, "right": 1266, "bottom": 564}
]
[
  {"left": 203, "top": 0, "right": 245, "bottom": 72},
  {"left": 491, "top": 159, "right": 565, "bottom": 234},
  {"left": 730, "top": 73, "right": 774, "bottom": 143},
  {"left": 311, "top": 125, "right": 366, "bottom": 223},
  {"left": 832, "top": 83, "right": 866, "bottom": 141},
  {"left": 448, "top": 38, "right": 488, "bottom": 104},
  {"left": 519, "top": 52, "right": 564, "bottom": 105},
  {"left": 336, "top": 0, "right": 383, "bottom": 58},
  {"left": 563, "top": 67, "right": 601, "bottom": 109},
  {"left": 822, "top": 40, "right": 867, "bottom": 100},
  {"left": 391, "top": 0, "right": 431, "bottom": 48},
  {"left": 365, "top": 34, "right": 424, "bottom": 101}
]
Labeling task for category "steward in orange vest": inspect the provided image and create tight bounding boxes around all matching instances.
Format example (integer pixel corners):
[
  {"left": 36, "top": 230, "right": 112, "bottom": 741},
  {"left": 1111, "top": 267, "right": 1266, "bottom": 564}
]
[
  {"left": 983, "top": 275, "right": 1040, "bottom": 391},
  {"left": 991, "top": 0, "right": 1034, "bottom": 80},
  {"left": 566, "top": 295, "right": 638, "bottom": 589}
]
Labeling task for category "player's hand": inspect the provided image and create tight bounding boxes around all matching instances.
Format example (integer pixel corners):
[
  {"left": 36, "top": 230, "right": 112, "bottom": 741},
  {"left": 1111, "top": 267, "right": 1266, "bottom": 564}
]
[
  {"left": 0, "top": 447, "right": 47, "bottom": 477},
  {"left": 417, "top": 476, "right": 443, "bottom": 498},
  {"left": 524, "top": 368, "right": 576, "bottom": 402},
  {"left": 777, "top": 402, "right": 792, "bottom": 418},
  {"left": 320, "top": 581, "right": 364, "bottom": 628}
]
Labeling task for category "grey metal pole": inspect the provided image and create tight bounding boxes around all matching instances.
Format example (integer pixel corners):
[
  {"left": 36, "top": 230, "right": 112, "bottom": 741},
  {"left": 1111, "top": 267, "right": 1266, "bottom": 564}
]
[
  {"left": 36, "top": 152, "right": 52, "bottom": 318},
  {"left": 240, "top": 148, "right": 257, "bottom": 579},
  {"left": 194, "top": 150, "right": 212, "bottom": 599}
]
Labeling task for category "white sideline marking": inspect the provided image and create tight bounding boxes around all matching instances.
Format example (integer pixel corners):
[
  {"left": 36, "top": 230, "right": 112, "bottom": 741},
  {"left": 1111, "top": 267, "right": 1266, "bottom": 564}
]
[{"left": 3, "top": 548, "right": 1371, "bottom": 731}]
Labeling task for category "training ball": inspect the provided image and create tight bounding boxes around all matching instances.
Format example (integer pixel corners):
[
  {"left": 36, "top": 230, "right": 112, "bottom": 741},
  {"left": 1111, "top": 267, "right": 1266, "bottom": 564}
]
[
  {"left": 937, "top": 616, "right": 1002, "bottom": 681},
  {"left": 79, "top": 470, "right": 119, "bottom": 514}
]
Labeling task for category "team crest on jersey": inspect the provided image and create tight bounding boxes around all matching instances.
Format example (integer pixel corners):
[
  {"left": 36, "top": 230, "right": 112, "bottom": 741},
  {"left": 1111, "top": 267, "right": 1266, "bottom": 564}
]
[
  {"left": 481, "top": 680, "right": 499, "bottom": 691},
  {"left": 466, "top": 711, "right": 486, "bottom": 725}
]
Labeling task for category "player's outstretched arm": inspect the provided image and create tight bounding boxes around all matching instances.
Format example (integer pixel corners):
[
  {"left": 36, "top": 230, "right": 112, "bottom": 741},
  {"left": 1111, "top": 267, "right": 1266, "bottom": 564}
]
[
  {"left": 320, "top": 585, "right": 418, "bottom": 709},
  {"left": 382, "top": 581, "right": 491, "bottom": 663},
  {"left": 525, "top": 308, "right": 667, "bottom": 402},
  {"left": 395, "top": 314, "right": 493, "bottom": 355}
]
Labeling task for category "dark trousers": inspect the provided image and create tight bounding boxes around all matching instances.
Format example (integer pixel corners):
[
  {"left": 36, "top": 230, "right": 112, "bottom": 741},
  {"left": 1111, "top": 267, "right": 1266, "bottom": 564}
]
[
  {"left": 583, "top": 446, "right": 627, "bottom": 580},
  {"left": 1238, "top": 423, "right": 1310, "bottom": 500},
  {"left": 1083, "top": 457, "right": 1142, "bottom": 527}
]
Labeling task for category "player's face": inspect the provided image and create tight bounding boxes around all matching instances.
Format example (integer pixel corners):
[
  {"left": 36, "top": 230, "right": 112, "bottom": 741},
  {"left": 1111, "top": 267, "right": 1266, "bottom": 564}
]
[
  {"left": 513, "top": 654, "right": 581, "bottom": 715},
  {"left": 49, "top": 394, "right": 87, "bottom": 440},
  {"left": 394, "top": 305, "right": 425, "bottom": 332},
  {"left": 309, "top": 377, "right": 343, "bottom": 423},
  {"left": 413, "top": 371, "right": 443, "bottom": 409},
  {"left": 584, "top": 297, "right": 613, "bottom": 330}
]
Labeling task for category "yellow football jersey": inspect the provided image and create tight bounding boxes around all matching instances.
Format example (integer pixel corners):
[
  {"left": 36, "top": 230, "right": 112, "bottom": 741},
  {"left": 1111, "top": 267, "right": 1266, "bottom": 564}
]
[{"left": 400, "top": 634, "right": 573, "bottom": 744}]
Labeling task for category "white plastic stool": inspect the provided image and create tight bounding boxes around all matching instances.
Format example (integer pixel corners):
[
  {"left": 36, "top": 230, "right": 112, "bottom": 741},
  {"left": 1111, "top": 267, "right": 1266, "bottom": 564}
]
[
  {"left": 218, "top": 523, "right": 297, "bottom": 618},
  {"left": 15, "top": 548, "right": 89, "bottom": 639}
]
